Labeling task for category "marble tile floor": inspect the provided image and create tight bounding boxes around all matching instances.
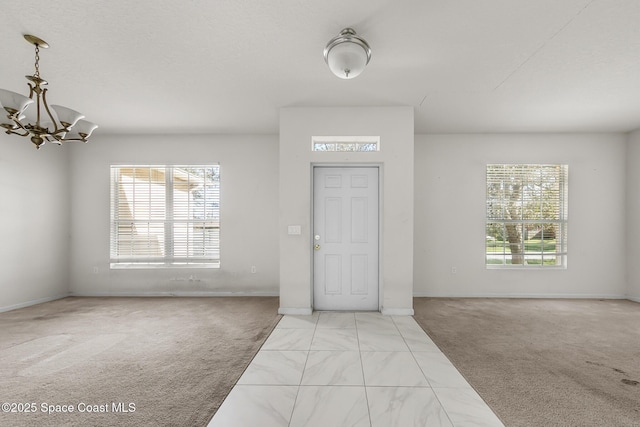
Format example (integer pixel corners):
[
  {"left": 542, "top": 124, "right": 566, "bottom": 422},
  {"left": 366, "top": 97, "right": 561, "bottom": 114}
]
[{"left": 208, "top": 312, "right": 504, "bottom": 427}]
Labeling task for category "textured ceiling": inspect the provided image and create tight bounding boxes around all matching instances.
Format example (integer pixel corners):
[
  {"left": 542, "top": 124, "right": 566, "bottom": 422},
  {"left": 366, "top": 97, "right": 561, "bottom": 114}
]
[{"left": 1, "top": 0, "right": 639, "bottom": 135}]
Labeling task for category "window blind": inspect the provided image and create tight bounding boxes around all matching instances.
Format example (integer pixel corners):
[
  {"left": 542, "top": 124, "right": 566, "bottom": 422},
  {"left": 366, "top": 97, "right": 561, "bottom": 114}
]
[
  {"left": 486, "top": 164, "right": 568, "bottom": 268},
  {"left": 110, "top": 165, "right": 220, "bottom": 267}
]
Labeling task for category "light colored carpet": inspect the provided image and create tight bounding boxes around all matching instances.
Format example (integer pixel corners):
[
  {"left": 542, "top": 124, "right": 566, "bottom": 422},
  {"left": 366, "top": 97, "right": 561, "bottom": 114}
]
[
  {"left": 0, "top": 296, "right": 281, "bottom": 427},
  {"left": 413, "top": 298, "right": 640, "bottom": 427}
]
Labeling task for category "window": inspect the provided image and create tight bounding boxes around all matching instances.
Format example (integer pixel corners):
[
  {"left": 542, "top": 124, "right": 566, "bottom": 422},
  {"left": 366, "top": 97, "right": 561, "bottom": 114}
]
[
  {"left": 110, "top": 165, "right": 220, "bottom": 268},
  {"left": 486, "top": 164, "right": 568, "bottom": 268},
  {"left": 312, "top": 136, "right": 380, "bottom": 152}
]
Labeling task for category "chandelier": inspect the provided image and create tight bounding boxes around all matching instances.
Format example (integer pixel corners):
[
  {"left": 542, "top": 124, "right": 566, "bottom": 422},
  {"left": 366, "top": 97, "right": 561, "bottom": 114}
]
[
  {"left": 0, "top": 35, "right": 98, "bottom": 149},
  {"left": 324, "top": 28, "right": 372, "bottom": 79}
]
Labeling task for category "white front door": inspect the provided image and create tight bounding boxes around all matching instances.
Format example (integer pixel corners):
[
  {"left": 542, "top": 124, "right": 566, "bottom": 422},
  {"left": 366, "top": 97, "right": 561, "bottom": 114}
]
[{"left": 313, "top": 167, "right": 379, "bottom": 311}]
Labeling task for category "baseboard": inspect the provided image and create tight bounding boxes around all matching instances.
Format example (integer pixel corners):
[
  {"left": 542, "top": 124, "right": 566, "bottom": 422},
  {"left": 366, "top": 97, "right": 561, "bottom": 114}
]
[
  {"left": 69, "top": 291, "right": 279, "bottom": 297},
  {"left": 381, "top": 307, "right": 415, "bottom": 316},
  {"left": 0, "top": 293, "right": 70, "bottom": 313},
  {"left": 278, "top": 307, "right": 313, "bottom": 315},
  {"left": 382, "top": 308, "right": 415, "bottom": 316},
  {"left": 627, "top": 296, "right": 640, "bottom": 303},
  {"left": 413, "top": 293, "right": 628, "bottom": 300}
]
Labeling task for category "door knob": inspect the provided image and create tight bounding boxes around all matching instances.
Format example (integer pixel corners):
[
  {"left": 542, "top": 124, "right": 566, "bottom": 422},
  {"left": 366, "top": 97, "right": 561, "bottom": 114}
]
[{"left": 314, "top": 244, "right": 321, "bottom": 250}]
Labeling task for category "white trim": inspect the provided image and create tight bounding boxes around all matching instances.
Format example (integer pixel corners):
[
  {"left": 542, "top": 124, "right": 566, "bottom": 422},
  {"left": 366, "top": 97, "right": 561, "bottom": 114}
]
[
  {"left": 278, "top": 307, "right": 313, "bottom": 315},
  {"left": 485, "top": 164, "right": 568, "bottom": 269},
  {"left": 0, "top": 293, "right": 70, "bottom": 313},
  {"left": 110, "top": 165, "right": 221, "bottom": 267},
  {"left": 70, "top": 291, "right": 279, "bottom": 297},
  {"left": 627, "top": 296, "right": 640, "bottom": 303},
  {"left": 311, "top": 164, "right": 382, "bottom": 312},
  {"left": 381, "top": 308, "right": 415, "bottom": 316},
  {"left": 412, "top": 293, "right": 628, "bottom": 299}
]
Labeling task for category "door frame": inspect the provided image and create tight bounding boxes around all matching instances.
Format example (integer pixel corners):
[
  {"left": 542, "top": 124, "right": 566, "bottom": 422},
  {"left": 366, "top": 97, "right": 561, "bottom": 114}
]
[{"left": 310, "top": 163, "right": 383, "bottom": 312}]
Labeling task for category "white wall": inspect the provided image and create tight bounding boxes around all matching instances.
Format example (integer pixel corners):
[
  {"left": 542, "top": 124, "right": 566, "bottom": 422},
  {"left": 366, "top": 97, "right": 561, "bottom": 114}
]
[
  {"left": 279, "top": 107, "right": 414, "bottom": 315},
  {"left": 414, "top": 133, "right": 627, "bottom": 298},
  {"left": 4, "top": 126, "right": 634, "bottom": 310},
  {"left": 69, "top": 134, "right": 279, "bottom": 296},
  {"left": 626, "top": 129, "right": 640, "bottom": 301},
  {"left": 0, "top": 135, "right": 70, "bottom": 312}
]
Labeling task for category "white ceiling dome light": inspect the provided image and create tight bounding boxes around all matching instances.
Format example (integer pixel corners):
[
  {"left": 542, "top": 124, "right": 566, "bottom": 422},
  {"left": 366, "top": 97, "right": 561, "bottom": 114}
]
[{"left": 324, "top": 28, "right": 371, "bottom": 79}]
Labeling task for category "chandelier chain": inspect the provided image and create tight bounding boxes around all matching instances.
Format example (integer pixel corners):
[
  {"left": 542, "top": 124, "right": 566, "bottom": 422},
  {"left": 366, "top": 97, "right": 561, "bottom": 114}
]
[{"left": 34, "top": 44, "right": 40, "bottom": 78}]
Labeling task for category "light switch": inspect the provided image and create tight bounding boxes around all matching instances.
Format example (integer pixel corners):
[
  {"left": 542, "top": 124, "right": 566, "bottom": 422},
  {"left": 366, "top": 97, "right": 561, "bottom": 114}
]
[{"left": 288, "top": 225, "right": 301, "bottom": 235}]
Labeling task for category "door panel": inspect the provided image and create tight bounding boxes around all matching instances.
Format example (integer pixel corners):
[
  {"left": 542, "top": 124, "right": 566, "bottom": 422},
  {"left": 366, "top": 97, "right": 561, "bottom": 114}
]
[
  {"left": 313, "top": 167, "right": 379, "bottom": 311},
  {"left": 351, "top": 198, "right": 368, "bottom": 242},
  {"left": 324, "top": 198, "right": 342, "bottom": 243},
  {"left": 324, "top": 255, "right": 342, "bottom": 295},
  {"left": 350, "top": 254, "right": 368, "bottom": 295}
]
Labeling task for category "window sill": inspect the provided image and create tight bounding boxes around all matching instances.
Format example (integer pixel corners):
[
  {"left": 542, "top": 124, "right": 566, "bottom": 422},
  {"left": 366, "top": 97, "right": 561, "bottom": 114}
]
[
  {"left": 110, "top": 262, "right": 220, "bottom": 270},
  {"left": 486, "top": 265, "right": 567, "bottom": 270}
]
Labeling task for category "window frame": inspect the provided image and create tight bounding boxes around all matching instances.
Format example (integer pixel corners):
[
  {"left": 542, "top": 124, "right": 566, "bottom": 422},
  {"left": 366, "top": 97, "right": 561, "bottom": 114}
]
[
  {"left": 485, "top": 164, "right": 568, "bottom": 269},
  {"left": 109, "top": 165, "right": 220, "bottom": 269},
  {"left": 312, "top": 136, "right": 380, "bottom": 152}
]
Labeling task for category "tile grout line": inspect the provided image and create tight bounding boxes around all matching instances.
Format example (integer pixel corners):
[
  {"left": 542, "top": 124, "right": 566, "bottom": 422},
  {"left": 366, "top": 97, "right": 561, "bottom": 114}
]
[
  {"left": 392, "top": 316, "right": 433, "bottom": 386},
  {"left": 395, "top": 315, "right": 458, "bottom": 427},
  {"left": 402, "top": 317, "right": 459, "bottom": 426},
  {"left": 355, "top": 313, "right": 374, "bottom": 427},
  {"left": 208, "top": 316, "right": 287, "bottom": 425},
  {"left": 406, "top": 315, "right": 504, "bottom": 426},
  {"left": 286, "top": 313, "right": 319, "bottom": 427}
]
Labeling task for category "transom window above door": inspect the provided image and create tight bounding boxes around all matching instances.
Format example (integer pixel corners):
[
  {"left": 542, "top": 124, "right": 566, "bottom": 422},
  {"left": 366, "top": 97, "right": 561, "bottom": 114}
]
[
  {"left": 486, "top": 164, "right": 568, "bottom": 268},
  {"left": 312, "top": 136, "right": 380, "bottom": 152},
  {"left": 110, "top": 165, "right": 220, "bottom": 268}
]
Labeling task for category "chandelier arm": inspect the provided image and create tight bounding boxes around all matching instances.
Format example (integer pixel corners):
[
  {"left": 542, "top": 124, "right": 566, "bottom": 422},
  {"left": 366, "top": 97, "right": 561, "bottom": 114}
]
[
  {"left": 49, "top": 134, "right": 64, "bottom": 143},
  {"left": 26, "top": 81, "right": 43, "bottom": 127},
  {"left": 2, "top": 123, "right": 30, "bottom": 137},
  {"left": 4, "top": 129, "right": 30, "bottom": 137},
  {"left": 2, "top": 112, "right": 29, "bottom": 136},
  {"left": 51, "top": 128, "right": 75, "bottom": 143},
  {"left": 47, "top": 127, "right": 86, "bottom": 142},
  {"left": 11, "top": 128, "right": 30, "bottom": 137},
  {"left": 27, "top": 82, "right": 36, "bottom": 105},
  {"left": 57, "top": 135, "right": 87, "bottom": 142},
  {"left": 41, "top": 88, "right": 62, "bottom": 133}
]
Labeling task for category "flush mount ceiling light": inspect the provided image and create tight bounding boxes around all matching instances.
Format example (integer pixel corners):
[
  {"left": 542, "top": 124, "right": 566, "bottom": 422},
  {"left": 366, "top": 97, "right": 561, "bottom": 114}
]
[
  {"left": 324, "top": 28, "right": 371, "bottom": 79},
  {"left": 0, "top": 35, "right": 98, "bottom": 149}
]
